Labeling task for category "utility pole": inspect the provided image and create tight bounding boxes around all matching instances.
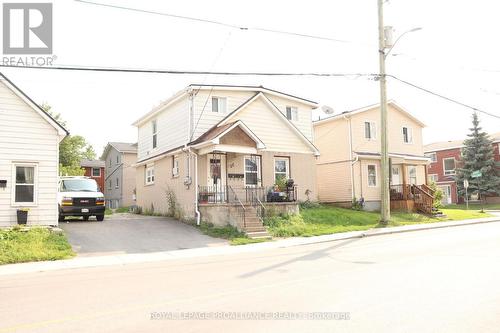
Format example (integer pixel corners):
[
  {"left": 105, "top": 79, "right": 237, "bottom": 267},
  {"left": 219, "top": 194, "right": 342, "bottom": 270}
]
[{"left": 378, "top": 0, "right": 390, "bottom": 224}]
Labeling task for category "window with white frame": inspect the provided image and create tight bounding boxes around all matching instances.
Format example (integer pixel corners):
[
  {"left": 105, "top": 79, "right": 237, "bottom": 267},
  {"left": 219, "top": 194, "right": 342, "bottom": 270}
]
[
  {"left": 286, "top": 106, "right": 298, "bottom": 121},
  {"left": 13, "top": 164, "right": 36, "bottom": 204},
  {"left": 443, "top": 158, "right": 456, "bottom": 175},
  {"left": 92, "top": 168, "right": 100, "bottom": 177},
  {"left": 367, "top": 164, "right": 377, "bottom": 187},
  {"left": 172, "top": 155, "right": 180, "bottom": 177},
  {"left": 364, "top": 121, "right": 376, "bottom": 140},
  {"left": 116, "top": 155, "right": 120, "bottom": 164},
  {"left": 145, "top": 166, "right": 155, "bottom": 185},
  {"left": 408, "top": 165, "right": 417, "bottom": 185},
  {"left": 403, "top": 126, "right": 413, "bottom": 143},
  {"left": 211, "top": 97, "right": 227, "bottom": 113},
  {"left": 152, "top": 120, "right": 158, "bottom": 149},
  {"left": 428, "top": 174, "right": 438, "bottom": 183},
  {"left": 115, "top": 177, "right": 119, "bottom": 189},
  {"left": 274, "top": 157, "right": 290, "bottom": 183},
  {"left": 426, "top": 152, "right": 437, "bottom": 163},
  {"left": 244, "top": 156, "right": 261, "bottom": 186}
]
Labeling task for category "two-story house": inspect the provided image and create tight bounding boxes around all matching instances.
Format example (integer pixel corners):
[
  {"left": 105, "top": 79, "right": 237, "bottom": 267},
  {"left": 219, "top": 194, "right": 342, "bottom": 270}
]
[
  {"left": 424, "top": 131, "right": 500, "bottom": 204},
  {"left": 132, "top": 84, "right": 319, "bottom": 237},
  {"left": 100, "top": 142, "right": 138, "bottom": 209},
  {"left": 80, "top": 159, "right": 105, "bottom": 191},
  {"left": 313, "top": 101, "right": 433, "bottom": 213},
  {"left": 0, "top": 73, "right": 68, "bottom": 226}
]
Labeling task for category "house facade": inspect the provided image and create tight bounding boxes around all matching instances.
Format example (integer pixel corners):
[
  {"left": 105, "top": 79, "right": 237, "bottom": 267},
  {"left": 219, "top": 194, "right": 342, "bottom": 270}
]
[
  {"left": 313, "top": 101, "right": 433, "bottom": 213},
  {"left": 132, "top": 84, "right": 319, "bottom": 237},
  {"left": 80, "top": 159, "right": 105, "bottom": 191},
  {"left": 101, "top": 142, "right": 138, "bottom": 208},
  {"left": 0, "top": 73, "right": 68, "bottom": 226},
  {"left": 424, "top": 132, "right": 500, "bottom": 204}
]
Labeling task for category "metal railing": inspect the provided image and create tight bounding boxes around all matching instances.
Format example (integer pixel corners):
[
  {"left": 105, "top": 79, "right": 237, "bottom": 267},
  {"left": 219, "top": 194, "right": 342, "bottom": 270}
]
[
  {"left": 389, "top": 184, "right": 412, "bottom": 200},
  {"left": 228, "top": 186, "right": 246, "bottom": 228},
  {"left": 198, "top": 185, "right": 299, "bottom": 204},
  {"left": 198, "top": 185, "right": 228, "bottom": 203}
]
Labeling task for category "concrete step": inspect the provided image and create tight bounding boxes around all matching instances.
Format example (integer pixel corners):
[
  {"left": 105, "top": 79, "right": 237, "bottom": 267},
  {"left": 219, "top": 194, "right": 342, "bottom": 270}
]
[
  {"left": 243, "top": 226, "right": 267, "bottom": 232},
  {"left": 246, "top": 231, "right": 272, "bottom": 239}
]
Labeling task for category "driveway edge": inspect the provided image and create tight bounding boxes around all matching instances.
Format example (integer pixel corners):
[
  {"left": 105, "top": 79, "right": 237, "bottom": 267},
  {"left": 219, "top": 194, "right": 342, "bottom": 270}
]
[{"left": 1, "top": 214, "right": 499, "bottom": 276}]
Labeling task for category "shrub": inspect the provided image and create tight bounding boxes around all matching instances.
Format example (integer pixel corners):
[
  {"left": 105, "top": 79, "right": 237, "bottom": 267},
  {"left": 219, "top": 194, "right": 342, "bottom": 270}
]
[{"left": 299, "top": 200, "right": 320, "bottom": 210}]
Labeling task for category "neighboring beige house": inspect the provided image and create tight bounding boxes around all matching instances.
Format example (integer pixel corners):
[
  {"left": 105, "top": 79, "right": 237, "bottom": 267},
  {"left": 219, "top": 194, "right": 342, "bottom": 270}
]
[
  {"left": 100, "top": 142, "right": 138, "bottom": 208},
  {"left": 132, "top": 84, "right": 319, "bottom": 237},
  {"left": 0, "top": 73, "right": 68, "bottom": 226},
  {"left": 313, "top": 101, "right": 433, "bottom": 213}
]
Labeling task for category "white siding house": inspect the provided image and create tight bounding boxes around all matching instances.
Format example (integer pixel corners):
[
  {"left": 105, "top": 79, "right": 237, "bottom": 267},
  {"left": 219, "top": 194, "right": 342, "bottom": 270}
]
[{"left": 0, "top": 73, "right": 68, "bottom": 226}]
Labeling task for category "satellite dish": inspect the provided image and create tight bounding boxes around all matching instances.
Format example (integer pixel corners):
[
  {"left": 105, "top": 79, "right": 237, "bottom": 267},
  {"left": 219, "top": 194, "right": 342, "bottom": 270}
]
[{"left": 321, "top": 105, "right": 335, "bottom": 114}]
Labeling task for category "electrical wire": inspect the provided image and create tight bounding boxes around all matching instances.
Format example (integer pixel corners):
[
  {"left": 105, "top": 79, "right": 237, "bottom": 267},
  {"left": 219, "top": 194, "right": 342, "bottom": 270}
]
[
  {"left": 74, "top": 0, "right": 354, "bottom": 44},
  {"left": 389, "top": 75, "right": 500, "bottom": 120}
]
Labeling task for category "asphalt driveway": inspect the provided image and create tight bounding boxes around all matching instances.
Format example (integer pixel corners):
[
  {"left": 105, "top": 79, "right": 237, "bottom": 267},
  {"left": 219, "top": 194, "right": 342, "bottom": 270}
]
[{"left": 59, "top": 213, "right": 227, "bottom": 257}]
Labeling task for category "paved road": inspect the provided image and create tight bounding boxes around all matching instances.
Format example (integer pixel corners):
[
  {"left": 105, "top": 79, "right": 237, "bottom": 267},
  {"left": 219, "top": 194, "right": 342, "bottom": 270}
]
[
  {"left": 2, "top": 222, "right": 500, "bottom": 333},
  {"left": 59, "top": 214, "right": 227, "bottom": 256}
]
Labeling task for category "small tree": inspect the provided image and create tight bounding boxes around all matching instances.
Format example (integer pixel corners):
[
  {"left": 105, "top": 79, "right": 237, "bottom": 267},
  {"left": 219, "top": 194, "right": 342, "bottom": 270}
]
[
  {"left": 455, "top": 113, "right": 500, "bottom": 201},
  {"left": 59, "top": 164, "right": 85, "bottom": 176},
  {"left": 428, "top": 181, "right": 443, "bottom": 209}
]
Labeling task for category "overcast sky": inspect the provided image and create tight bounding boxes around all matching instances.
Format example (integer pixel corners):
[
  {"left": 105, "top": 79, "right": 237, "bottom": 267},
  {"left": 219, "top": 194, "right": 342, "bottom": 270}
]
[{"left": 2, "top": 0, "right": 500, "bottom": 156}]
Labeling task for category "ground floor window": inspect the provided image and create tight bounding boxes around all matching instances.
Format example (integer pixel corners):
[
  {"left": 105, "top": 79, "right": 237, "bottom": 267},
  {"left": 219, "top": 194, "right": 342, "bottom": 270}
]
[
  {"left": 145, "top": 166, "right": 155, "bottom": 185},
  {"left": 367, "top": 164, "right": 377, "bottom": 187},
  {"left": 408, "top": 165, "right": 417, "bottom": 185},
  {"left": 13, "top": 164, "right": 36, "bottom": 204},
  {"left": 274, "top": 157, "right": 290, "bottom": 183},
  {"left": 244, "top": 155, "right": 261, "bottom": 186}
]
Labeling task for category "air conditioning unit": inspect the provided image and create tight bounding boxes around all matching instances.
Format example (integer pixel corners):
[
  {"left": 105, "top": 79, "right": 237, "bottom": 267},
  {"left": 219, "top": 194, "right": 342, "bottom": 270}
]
[{"left": 172, "top": 167, "right": 179, "bottom": 176}]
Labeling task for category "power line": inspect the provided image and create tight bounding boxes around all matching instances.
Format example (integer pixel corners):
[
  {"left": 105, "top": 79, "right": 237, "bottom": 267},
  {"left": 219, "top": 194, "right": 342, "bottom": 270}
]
[
  {"left": 0, "top": 64, "right": 377, "bottom": 77},
  {"left": 74, "top": 0, "right": 354, "bottom": 44},
  {"left": 389, "top": 75, "right": 500, "bottom": 120}
]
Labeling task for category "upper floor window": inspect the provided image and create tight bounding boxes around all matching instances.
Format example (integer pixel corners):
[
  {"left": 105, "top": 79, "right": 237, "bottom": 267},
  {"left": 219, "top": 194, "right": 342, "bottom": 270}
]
[
  {"left": 116, "top": 155, "right": 120, "bottom": 164},
  {"left": 212, "top": 97, "right": 227, "bottom": 113},
  {"left": 152, "top": 120, "right": 158, "bottom": 149},
  {"left": 14, "top": 164, "right": 36, "bottom": 204},
  {"left": 286, "top": 106, "right": 298, "bottom": 121},
  {"left": 172, "top": 155, "right": 180, "bottom": 177},
  {"left": 367, "top": 164, "right": 377, "bottom": 187},
  {"left": 108, "top": 179, "right": 112, "bottom": 190},
  {"left": 426, "top": 152, "right": 437, "bottom": 163},
  {"left": 403, "top": 126, "right": 413, "bottom": 144},
  {"left": 443, "top": 158, "right": 456, "bottom": 175},
  {"left": 108, "top": 159, "right": 111, "bottom": 167},
  {"left": 145, "top": 166, "right": 155, "bottom": 185},
  {"left": 92, "top": 168, "right": 100, "bottom": 177},
  {"left": 364, "top": 121, "right": 376, "bottom": 140}
]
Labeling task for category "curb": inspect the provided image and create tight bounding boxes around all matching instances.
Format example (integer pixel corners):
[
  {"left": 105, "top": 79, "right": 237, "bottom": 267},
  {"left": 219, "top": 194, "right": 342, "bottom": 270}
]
[{"left": 1, "top": 215, "right": 499, "bottom": 276}]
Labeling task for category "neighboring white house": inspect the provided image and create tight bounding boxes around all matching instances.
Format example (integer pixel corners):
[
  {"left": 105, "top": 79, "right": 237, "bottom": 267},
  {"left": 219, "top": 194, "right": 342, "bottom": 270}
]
[{"left": 0, "top": 73, "right": 68, "bottom": 226}]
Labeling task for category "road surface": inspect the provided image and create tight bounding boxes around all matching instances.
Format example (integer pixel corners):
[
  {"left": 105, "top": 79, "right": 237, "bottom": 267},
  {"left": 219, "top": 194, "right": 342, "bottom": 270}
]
[{"left": 2, "top": 222, "right": 500, "bottom": 332}]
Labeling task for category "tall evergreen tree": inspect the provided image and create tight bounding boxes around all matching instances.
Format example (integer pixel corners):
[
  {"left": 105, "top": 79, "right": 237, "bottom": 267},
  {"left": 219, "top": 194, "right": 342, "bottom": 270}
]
[{"left": 455, "top": 113, "right": 500, "bottom": 200}]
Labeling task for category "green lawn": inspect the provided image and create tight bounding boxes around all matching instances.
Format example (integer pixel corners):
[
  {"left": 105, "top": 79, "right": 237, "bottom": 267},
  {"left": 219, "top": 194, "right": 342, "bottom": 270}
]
[
  {"left": 0, "top": 228, "right": 75, "bottom": 265},
  {"left": 443, "top": 203, "right": 500, "bottom": 210},
  {"left": 264, "top": 205, "right": 493, "bottom": 238},
  {"left": 197, "top": 222, "right": 269, "bottom": 246}
]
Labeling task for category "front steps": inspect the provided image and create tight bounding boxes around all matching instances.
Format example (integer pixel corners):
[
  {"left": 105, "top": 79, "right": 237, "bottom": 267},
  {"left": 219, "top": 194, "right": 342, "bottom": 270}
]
[{"left": 239, "top": 206, "right": 271, "bottom": 239}]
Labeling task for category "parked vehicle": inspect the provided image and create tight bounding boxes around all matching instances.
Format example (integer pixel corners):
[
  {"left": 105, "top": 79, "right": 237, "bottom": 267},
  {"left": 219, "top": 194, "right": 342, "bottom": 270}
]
[{"left": 58, "top": 176, "right": 105, "bottom": 221}]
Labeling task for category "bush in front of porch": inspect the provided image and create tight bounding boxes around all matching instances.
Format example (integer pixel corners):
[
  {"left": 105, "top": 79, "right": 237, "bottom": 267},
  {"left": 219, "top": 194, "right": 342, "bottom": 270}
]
[{"left": 263, "top": 205, "right": 493, "bottom": 237}]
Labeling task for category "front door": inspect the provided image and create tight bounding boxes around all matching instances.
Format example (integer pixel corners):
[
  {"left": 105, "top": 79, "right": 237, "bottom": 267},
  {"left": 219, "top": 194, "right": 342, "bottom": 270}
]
[
  {"left": 391, "top": 165, "right": 402, "bottom": 185},
  {"left": 207, "top": 154, "right": 226, "bottom": 201}
]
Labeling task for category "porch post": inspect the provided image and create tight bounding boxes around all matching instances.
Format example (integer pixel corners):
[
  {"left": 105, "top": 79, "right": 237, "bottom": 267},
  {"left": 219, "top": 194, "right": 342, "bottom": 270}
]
[
  {"left": 424, "top": 165, "right": 429, "bottom": 185},
  {"left": 401, "top": 163, "right": 408, "bottom": 199}
]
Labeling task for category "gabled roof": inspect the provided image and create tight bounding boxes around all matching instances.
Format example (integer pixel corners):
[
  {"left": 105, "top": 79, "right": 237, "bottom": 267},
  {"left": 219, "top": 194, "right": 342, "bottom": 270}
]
[
  {"left": 0, "top": 72, "right": 68, "bottom": 137},
  {"left": 424, "top": 131, "right": 500, "bottom": 153},
  {"left": 189, "top": 120, "right": 266, "bottom": 149},
  {"left": 131, "top": 84, "right": 318, "bottom": 127},
  {"left": 216, "top": 92, "right": 320, "bottom": 155},
  {"left": 101, "top": 142, "right": 137, "bottom": 159},
  {"left": 80, "top": 159, "right": 105, "bottom": 168},
  {"left": 313, "top": 100, "right": 426, "bottom": 127}
]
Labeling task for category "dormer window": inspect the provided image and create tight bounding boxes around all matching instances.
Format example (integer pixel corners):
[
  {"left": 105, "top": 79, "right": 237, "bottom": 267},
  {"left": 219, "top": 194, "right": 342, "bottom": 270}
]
[
  {"left": 364, "top": 121, "right": 376, "bottom": 140},
  {"left": 211, "top": 97, "right": 227, "bottom": 113},
  {"left": 286, "top": 106, "right": 298, "bottom": 121},
  {"left": 152, "top": 120, "right": 157, "bottom": 149}
]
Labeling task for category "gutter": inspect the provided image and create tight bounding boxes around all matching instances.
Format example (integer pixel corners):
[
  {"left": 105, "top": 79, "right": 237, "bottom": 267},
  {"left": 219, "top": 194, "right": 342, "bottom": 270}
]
[{"left": 343, "top": 114, "right": 356, "bottom": 199}]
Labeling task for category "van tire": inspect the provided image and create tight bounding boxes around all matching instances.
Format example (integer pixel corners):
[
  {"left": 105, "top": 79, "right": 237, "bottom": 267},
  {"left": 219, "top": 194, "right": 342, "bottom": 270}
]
[
  {"left": 96, "top": 215, "right": 104, "bottom": 222},
  {"left": 58, "top": 214, "right": 65, "bottom": 222}
]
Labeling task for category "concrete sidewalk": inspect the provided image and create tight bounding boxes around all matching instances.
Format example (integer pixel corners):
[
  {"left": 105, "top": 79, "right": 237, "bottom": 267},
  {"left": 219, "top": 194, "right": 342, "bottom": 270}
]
[{"left": 1, "top": 214, "right": 500, "bottom": 276}]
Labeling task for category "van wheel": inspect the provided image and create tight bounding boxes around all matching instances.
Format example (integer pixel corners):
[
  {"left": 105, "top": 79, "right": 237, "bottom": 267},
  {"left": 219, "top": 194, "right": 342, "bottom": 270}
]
[
  {"left": 96, "top": 215, "right": 104, "bottom": 222},
  {"left": 58, "top": 215, "right": 65, "bottom": 222},
  {"left": 83, "top": 216, "right": 89, "bottom": 221}
]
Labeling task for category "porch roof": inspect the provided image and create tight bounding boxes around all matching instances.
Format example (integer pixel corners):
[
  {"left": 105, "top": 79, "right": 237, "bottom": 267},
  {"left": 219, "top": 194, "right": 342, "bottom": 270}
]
[{"left": 354, "top": 151, "right": 431, "bottom": 162}]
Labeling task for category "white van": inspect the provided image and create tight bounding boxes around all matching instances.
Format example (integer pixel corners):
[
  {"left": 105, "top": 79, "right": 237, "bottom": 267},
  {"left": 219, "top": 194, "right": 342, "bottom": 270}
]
[{"left": 58, "top": 176, "right": 106, "bottom": 221}]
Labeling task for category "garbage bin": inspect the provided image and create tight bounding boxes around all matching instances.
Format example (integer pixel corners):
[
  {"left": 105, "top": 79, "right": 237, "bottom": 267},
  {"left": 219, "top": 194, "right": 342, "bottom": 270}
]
[{"left": 16, "top": 209, "right": 28, "bottom": 224}]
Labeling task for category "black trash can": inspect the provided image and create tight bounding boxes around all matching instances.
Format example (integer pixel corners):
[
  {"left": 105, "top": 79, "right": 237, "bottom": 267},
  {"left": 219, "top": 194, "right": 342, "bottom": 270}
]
[{"left": 16, "top": 209, "right": 28, "bottom": 224}]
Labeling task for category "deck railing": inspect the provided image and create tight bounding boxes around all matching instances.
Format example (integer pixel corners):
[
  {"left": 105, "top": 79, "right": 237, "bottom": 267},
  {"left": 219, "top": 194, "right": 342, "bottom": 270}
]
[
  {"left": 198, "top": 185, "right": 298, "bottom": 204},
  {"left": 390, "top": 184, "right": 434, "bottom": 214}
]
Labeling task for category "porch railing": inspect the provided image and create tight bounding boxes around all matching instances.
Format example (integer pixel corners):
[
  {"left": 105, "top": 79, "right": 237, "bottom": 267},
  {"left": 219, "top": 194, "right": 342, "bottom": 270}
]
[
  {"left": 228, "top": 186, "right": 246, "bottom": 228},
  {"left": 390, "top": 184, "right": 434, "bottom": 214},
  {"left": 198, "top": 185, "right": 298, "bottom": 204},
  {"left": 390, "top": 184, "right": 413, "bottom": 201}
]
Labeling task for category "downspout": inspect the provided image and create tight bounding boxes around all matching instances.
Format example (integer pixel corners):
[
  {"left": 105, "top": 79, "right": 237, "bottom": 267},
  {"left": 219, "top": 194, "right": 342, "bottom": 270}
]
[
  {"left": 343, "top": 114, "right": 355, "bottom": 199},
  {"left": 185, "top": 88, "right": 201, "bottom": 225}
]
